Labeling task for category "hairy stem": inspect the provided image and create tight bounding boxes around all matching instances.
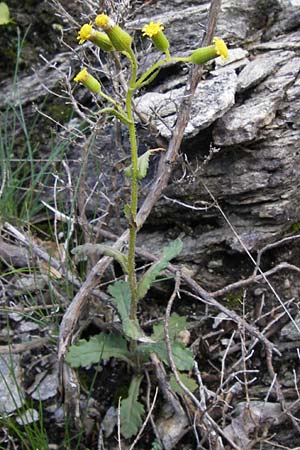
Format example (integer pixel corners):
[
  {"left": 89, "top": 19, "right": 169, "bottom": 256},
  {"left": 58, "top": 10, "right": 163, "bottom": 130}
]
[{"left": 126, "top": 48, "right": 139, "bottom": 321}]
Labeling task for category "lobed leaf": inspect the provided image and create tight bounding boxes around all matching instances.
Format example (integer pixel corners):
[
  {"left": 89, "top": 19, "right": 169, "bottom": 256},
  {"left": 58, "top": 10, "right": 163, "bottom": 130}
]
[
  {"left": 151, "top": 313, "right": 188, "bottom": 341},
  {"left": 137, "top": 340, "right": 194, "bottom": 371},
  {"left": 120, "top": 375, "right": 145, "bottom": 439},
  {"left": 170, "top": 372, "right": 198, "bottom": 395},
  {"left": 137, "top": 238, "right": 183, "bottom": 300},
  {"left": 66, "top": 332, "right": 130, "bottom": 368}
]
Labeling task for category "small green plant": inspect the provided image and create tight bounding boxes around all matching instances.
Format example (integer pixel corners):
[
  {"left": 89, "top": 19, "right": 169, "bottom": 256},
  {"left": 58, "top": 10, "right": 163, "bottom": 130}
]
[{"left": 66, "top": 11, "right": 228, "bottom": 440}]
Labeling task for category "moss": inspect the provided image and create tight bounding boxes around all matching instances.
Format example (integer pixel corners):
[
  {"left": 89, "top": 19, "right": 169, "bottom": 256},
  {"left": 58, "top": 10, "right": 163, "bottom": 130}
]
[
  {"left": 46, "top": 102, "right": 74, "bottom": 123},
  {"left": 225, "top": 292, "right": 242, "bottom": 308}
]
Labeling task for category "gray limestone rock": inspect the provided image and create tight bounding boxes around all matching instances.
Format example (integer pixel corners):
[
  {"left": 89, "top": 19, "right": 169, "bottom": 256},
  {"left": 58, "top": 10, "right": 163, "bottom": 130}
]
[{"left": 136, "top": 70, "right": 238, "bottom": 139}]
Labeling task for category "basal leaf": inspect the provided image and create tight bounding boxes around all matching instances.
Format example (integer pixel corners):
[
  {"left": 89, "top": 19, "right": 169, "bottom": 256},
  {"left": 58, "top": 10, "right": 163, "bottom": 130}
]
[
  {"left": 137, "top": 340, "right": 194, "bottom": 371},
  {"left": 72, "top": 244, "right": 128, "bottom": 274},
  {"left": 152, "top": 313, "right": 188, "bottom": 341},
  {"left": 120, "top": 375, "right": 145, "bottom": 439},
  {"left": 66, "top": 332, "right": 130, "bottom": 368},
  {"left": 0, "top": 2, "right": 11, "bottom": 25},
  {"left": 137, "top": 238, "right": 183, "bottom": 300},
  {"left": 108, "top": 281, "right": 146, "bottom": 341},
  {"left": 170, "top": 372, "right": 198, "bottom": 395}
]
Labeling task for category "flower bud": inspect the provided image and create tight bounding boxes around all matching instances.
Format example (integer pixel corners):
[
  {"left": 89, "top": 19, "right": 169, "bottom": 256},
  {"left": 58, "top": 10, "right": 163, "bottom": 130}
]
[
  {"left": 95, "top": 13, "right": 132, "bottom": 52},
  {"left": 189, "top": 38, "right": 228, "bottom": 65},
  {"left": 74, "top": 68, "right": 101, "bottom": 93},
  {"left": 142, "top": 22, "right": 169, "bottom": 55}
]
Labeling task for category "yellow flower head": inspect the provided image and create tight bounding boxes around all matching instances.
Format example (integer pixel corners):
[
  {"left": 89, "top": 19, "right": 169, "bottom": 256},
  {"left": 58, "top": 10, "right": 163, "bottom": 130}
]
[
  {"left": 74, "top": 67, "right": 88, "bottom": 83},
  {"left": 95, "top": 13, "right": 113, "bottom": 30},
  {"left": 213, "top": 38, "right": 228, "bottom": 59},
  {"left": 95, "top": 13, "right": 132, "bottom": 52},
  {"left": 142, "top": 22, "right": 164, "bottom": 38},
  {"left": 77, "top": 22, "right": 93, "bottom": 44},
  {"left": 74, "top": 67, "right": 101, "bottom": 93}
]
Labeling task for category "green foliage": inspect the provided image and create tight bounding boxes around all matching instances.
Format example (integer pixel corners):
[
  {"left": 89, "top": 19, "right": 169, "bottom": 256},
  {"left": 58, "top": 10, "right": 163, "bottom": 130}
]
[
  {"left": 137, "top": 313, "right": 194, "bottom": 371},
  {"left": 138, "top": 340, "right": 194, "bottom": 371},
  {"left": 66, "top": 333, "right": 131, "bottom": 368},
  {"left": 152, "top": 313, "right": 188, "bottom": 341},
  {"left": 72, "top": 244, "right": 128, "bottom": 274},
  {"left": 170, "top": 372, "right": 198, "bottom": 395},
  {"left": 108, "top": 281, "right": 146, "bottom": 341},
  {"left": 124, "top": 148, "right": 165, "bottom": 180},
  {"left": 120, "top": 375, "right": 145, "bottom": 439},
  {"left": 151, "top": 439, "right": 163, "bottom": 450},
  {"left": 137, "top": 238, "right": 183, "bottom": 300}
]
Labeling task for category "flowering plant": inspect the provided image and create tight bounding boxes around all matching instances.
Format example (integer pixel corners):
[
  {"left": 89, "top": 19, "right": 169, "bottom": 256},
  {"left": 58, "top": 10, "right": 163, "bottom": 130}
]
[{"left": 68, "top": 12, "right": 228, "bottom": 442}]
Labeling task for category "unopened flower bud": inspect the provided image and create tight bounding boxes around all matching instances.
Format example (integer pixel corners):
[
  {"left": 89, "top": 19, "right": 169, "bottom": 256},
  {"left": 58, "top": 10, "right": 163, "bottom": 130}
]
[
  {"left": 95, "top": 13, "right": 132, "bottom": 52},
  {"left": 74, "top": 67, "right": 101, "bottom": 93},
  {"left": 189, "top": 38, "right": 228, "bottom": 65}
]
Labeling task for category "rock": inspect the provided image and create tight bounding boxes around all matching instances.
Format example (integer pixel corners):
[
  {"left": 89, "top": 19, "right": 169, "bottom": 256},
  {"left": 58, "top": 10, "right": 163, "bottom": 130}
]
[
  {"left": 16, "top": 408, "right": 39, "bottom": 425},
  {"left": 31, "top": 371, "right": 59, "bottom": 401},
  {"left": 281, "top": 314, "right": 300, "bottom": 340},
  {"left": 136, "top": 70, "right": 238, "bottom": 139},
  {"left": 0, "top": 354, "right": 25, "bottom": 414}
]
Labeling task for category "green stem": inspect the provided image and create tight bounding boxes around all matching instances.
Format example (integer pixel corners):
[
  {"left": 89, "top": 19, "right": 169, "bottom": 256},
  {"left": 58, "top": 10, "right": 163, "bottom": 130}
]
[
  {"left": 126, "top": 48, "right": 139, "bottom": 321},
  {"left": 135, "top": 55, "right": 191, "bottom": 89}
]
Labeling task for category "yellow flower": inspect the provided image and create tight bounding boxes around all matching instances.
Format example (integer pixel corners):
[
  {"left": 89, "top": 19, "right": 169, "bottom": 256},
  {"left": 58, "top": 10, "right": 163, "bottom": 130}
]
[
  {"left": 213, "top": 38, "right": 228, "bottom": 59},
  {"left": 189, "top": 38, "right": 229, "bottom": 65},
  {"left": 74, "top": 67, "right": 101, "bottom": 93},
  {"left": 142, "top": 22, "right": 164, "bottom": 38},
  {"left": 77, "top": 22, "right": 93, "bottom": 44},
  {"left": 95, "top": 13, "right": 132, "bottom": 52},
  {"left": 141, "top": 21, "right": 169, "bottom": 56},
  {"left": 95, "top": 13, "right": 112, "bottom": 30},
  {"left": 77, "top": 22, "right": 114, "bottom": 51}
]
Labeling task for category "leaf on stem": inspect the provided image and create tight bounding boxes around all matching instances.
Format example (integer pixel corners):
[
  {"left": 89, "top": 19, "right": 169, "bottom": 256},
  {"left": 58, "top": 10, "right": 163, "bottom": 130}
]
[
  {"left": 72, "top": 243, "right": 128, "bottom": 274},
  {"left": 137, "top": 238, "right": 183, "bottom": 300},
  {"left": 108, "top": 281, "right": 151, "bottom": 341},
  {"left": 124, "top": 147, "right": 165, "bottom": 180}
]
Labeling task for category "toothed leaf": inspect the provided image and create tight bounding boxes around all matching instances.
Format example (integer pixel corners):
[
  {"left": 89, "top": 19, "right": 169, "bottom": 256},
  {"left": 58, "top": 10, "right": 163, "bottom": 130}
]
[
  {"left": 170, "top": 372, "right": 198, "bottom": 395},
  {"left": 152, "top": 313, "right": 188, "bottom": 341},
  {"left": 66, "top": 332, "right": 130, "bottom": 367}
]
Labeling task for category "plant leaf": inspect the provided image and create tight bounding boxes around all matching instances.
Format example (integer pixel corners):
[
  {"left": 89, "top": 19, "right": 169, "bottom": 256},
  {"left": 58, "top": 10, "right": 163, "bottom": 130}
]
[
  {"left": 124, "top": 148, "right": 165, "bottom": 180},
  {"left": 137, "top": 340, "right": 194, "bottom": 371},
  {"left": 137, "top": 238, "right": 183, "bottom": 300},
  {"left": 108, "top": 281, "right": 147, "bottom": 341},
  {"left": 170, "top": 372, "right": 198, "bottom": 395},
  {"left": 151, "top": 313, "right": 188, "bottom": 341},
  {"left": 72, "top": 244, "right": 128, "bottom": 274},
  {"left": 66, "top": 332, "right": 130, "bottom": 368},
  {"left": 120, "top": 375, "right": 145, "bottom": 439},
  {"left": 0, "top": 2, "right": 10, "bottom": 25}
]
